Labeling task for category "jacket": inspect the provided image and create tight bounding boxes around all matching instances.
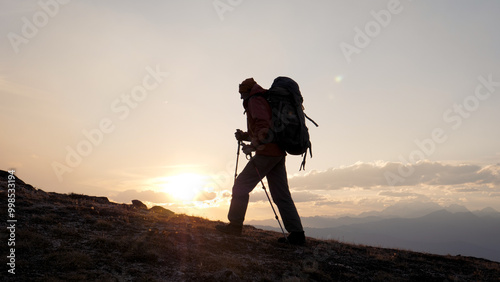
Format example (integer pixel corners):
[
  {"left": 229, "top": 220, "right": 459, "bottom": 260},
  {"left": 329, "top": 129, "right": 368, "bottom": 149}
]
[{"left": 243, "top": 84, "right": 285, "bottom": 156}]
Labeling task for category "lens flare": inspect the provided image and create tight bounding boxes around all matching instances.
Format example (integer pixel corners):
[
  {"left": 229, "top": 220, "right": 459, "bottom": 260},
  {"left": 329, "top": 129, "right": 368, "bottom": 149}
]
[{"left": 161, "top": 173, "right": 206, "bottom": 202}]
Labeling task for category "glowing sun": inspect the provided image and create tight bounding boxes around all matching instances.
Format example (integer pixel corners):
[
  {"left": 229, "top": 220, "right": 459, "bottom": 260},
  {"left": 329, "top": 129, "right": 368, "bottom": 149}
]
[{"left": 161, "top": 173, "right": 206, "bottom": 202}]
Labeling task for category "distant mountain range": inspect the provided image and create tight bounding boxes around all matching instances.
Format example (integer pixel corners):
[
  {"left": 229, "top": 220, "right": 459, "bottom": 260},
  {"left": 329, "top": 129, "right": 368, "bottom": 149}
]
[{"left": 249, "top": 204, "right": 500, "bottom": 262}]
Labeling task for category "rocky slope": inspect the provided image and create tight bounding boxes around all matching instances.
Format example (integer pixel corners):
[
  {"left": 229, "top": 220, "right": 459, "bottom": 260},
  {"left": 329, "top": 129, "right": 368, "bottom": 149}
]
[{"left": 1, "top": 171, "right": 500, "bottom": 281}]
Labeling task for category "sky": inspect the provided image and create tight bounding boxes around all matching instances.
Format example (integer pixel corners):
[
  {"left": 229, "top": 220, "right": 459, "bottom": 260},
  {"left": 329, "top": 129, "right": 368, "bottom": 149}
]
[{"left": 1, "top": 0, "right": 500, "bottom": 222}]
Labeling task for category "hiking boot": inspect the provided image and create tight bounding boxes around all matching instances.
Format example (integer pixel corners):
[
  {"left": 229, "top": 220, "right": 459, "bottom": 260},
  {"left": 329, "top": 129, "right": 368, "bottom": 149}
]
[
  {"left": 215, "top": 223, "right": 243, "bottom": 236},
  {"left": 278, "top": 231, "right": 306, "bottom": 245}
]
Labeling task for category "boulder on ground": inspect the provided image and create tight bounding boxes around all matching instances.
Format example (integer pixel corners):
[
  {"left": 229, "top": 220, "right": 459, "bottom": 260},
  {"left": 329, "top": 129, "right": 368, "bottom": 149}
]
[
  {"left": 131, "top": 199, "right": 147, "bottom": 210},
  {"left": 149, "top": 205, "right": 174, "bottom": 215}
]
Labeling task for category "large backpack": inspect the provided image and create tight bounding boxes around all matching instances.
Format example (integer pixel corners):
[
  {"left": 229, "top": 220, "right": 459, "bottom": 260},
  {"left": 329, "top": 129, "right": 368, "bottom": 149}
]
[{"left": 261, "top": 77, "right": 318, "bottom": 170}]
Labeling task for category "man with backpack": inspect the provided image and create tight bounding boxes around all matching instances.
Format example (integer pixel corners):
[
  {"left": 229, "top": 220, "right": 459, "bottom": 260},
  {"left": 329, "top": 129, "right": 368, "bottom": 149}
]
[{"left": 216, "top": 78, "right": 306, "bottom": 245}]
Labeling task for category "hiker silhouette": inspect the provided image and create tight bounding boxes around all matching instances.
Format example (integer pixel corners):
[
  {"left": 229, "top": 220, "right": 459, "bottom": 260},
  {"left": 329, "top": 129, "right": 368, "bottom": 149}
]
[{"left": 216, "top": 78, "right": 306, "bottom": 245}]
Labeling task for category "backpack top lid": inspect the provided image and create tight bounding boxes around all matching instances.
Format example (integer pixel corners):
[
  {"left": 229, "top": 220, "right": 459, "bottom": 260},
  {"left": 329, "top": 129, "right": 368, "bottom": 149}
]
[{"left": 270, "top": 77, "right": 303, "bottom": 105}]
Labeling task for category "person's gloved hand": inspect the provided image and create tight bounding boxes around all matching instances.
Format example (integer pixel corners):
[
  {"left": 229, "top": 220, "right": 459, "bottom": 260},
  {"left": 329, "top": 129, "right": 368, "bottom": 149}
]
[
  {"left": 242, "top": 144, "right": 255, "bottom": 155},
  {"left": 235, "top": 129, "right": 249, "bottom": 141}
]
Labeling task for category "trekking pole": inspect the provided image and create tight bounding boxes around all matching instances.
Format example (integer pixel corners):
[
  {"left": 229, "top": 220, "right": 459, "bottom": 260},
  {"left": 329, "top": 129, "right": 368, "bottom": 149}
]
[
  {"left": 234, "top": 141, "right": 242, "bottom": 183},
  {"left": 250, "top": 157, "right": 288, "bottom": 243}
]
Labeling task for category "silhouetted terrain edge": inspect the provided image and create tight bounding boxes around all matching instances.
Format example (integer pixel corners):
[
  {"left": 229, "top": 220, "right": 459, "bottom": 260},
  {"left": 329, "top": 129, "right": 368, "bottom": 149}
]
[
  {"left": 250, "top": 206, "right": 500, "bottom": 262},
  {"left": 1, "top": 170, "right": 500, "bottom": 281}
]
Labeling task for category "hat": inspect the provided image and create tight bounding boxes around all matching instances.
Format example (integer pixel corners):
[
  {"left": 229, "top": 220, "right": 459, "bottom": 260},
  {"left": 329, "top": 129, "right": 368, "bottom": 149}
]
[{"left": 239, "top": 78, "right": 256, "bottom": 94}]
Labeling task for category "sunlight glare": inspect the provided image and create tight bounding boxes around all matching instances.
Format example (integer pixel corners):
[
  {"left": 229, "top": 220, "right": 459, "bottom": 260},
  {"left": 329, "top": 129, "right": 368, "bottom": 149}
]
[{"left": 161, "top": 173, "right": 207, "bottom": 202}]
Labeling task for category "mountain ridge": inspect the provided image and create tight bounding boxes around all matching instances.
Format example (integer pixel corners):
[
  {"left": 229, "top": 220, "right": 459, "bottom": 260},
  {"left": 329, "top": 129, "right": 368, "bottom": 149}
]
[
  {"left": 2, "top": 170, "right": 500, "bottom": 281},
  {"left": 252, "top": 209, "right": 500, "bottom": 263}
]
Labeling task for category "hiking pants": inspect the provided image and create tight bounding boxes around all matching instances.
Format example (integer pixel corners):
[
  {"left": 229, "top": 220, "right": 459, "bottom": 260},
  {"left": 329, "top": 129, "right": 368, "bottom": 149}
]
[{"left": 228, "top": 155, "right": 304, "bottom": 233}]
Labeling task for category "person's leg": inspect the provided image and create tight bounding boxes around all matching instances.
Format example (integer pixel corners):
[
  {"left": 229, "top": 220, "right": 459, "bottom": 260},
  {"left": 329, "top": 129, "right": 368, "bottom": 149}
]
[
  {"left": 265, "top": 156, "right": 304, "bottom": 233},
  {"left": 227, "top": 160, "right": 260, "bottom": 226},
  {"left": 227, "top": 155, "right": 283, "bottom": 226}
]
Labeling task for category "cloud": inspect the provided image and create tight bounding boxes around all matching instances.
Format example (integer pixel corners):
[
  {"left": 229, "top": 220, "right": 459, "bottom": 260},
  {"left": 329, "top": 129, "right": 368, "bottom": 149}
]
[
  {"left": 291, "top": 191, "right": 326, "bottom": 203},
  {"left": 378, "top": 190, "right": 426, "bottom": 198},
  {"left": 312, "top": 200, "right": 343, "bottom": 207},
  {"left": 194, "top": 190, "right": 217, "bottom": 201},
  {"left": 249, "top": 190, "right": 325, "bottom": 203},
  {"left": 111, "top": 189, "right": 174, "bottom": 204},
  {"left": 290, "top": 161, "right": 500, "bottom": 191},
  {"left": 412, "top": 162, "right": 499, "bottom": 186},
  {"left": 290, "top": 162, "right": 388, "bottom": 190},
  {"left": 289, "top": 162, "right": 395, "bottom": 190},
  {"left": 111, "top": 187, "right": 224, "bottom": 204},
  {"left": 248, "top": 191, "right": 272, "bottom": 203}
]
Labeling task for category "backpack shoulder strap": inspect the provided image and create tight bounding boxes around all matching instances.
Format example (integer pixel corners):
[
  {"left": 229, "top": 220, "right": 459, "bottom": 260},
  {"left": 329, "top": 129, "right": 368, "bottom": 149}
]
[{"left": 305, "top": 113, "right": 319, "bottom": 127}]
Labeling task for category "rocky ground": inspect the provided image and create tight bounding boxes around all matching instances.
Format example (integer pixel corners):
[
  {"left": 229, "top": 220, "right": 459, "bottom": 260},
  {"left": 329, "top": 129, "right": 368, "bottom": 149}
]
[{"left": 1, "top": 171, "right": 500, "bottom": 281}]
